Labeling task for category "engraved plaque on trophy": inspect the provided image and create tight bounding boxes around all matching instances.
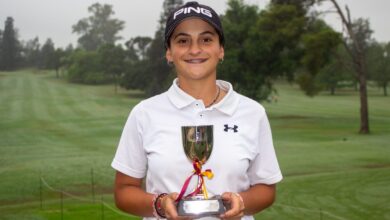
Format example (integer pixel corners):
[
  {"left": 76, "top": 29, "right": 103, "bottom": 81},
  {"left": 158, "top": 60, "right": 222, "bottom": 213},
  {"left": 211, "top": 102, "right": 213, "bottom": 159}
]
[{"left": 176, "top": 125, "right": 225, "bottom": 218}]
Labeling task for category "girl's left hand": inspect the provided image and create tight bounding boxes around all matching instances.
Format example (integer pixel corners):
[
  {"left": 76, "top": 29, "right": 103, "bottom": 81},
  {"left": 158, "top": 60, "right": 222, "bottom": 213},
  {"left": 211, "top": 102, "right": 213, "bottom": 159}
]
[{"left": 220, "top": 192, "right": 245, "bottom": 220}]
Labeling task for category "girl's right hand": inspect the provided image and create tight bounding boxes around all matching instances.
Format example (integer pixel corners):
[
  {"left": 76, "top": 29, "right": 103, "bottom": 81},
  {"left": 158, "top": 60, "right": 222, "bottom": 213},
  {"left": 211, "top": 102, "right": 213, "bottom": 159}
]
[{"left": 160, "top": 193, "right": 192, "bottom": 220}]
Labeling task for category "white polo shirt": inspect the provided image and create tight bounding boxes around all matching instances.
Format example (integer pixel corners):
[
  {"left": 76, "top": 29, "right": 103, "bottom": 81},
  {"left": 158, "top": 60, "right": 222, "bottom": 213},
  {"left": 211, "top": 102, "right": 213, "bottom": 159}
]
[{"left": 112, "top": 79, "right": 283, "bottom": 220}]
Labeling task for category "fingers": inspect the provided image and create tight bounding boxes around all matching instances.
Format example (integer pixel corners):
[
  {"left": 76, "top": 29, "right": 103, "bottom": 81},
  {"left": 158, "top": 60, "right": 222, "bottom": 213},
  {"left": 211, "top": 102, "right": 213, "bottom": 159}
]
[
  {"left": 220, "top": 192, "right": 245, "bottom": 220},
  {"left": 161, "top": 193, "right": 178, "bottom": 219},
  {"left": 161, "top": 193, "right": 192, "bottom": 220}
]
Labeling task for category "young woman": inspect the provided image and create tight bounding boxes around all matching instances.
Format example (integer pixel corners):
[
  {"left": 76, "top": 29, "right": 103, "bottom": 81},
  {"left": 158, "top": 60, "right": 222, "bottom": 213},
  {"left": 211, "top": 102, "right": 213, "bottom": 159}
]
[{"left": 112, "top": 2, "right": 282, "bottom": 220}]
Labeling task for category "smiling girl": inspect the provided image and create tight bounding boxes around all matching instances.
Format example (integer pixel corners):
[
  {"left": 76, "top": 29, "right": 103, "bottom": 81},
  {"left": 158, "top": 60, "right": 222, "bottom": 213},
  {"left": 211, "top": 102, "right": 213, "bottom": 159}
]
[{"left": 112, "top": 2, "right": 282, "bottom": 220}]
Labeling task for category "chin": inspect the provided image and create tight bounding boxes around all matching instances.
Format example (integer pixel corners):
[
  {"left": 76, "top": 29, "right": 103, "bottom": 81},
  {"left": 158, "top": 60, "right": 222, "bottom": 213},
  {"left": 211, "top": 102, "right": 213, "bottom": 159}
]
[{"left": 186, "top": 72, "right": 215, "bottom": 81}]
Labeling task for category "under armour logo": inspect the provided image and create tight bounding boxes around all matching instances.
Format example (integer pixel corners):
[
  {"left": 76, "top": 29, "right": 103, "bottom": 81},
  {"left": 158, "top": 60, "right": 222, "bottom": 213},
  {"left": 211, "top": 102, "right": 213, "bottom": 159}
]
[{"left": 224, "top": 124, "right": 238, "bottom": 132}]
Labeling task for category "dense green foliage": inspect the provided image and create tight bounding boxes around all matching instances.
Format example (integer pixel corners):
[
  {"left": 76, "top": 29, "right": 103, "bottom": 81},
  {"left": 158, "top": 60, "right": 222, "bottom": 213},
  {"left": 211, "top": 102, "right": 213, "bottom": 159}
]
[
  {"left": 59, "top": 43, "right": 126, "bottom": 86},
  {"left": 0, "top": 70, "right": 389, "bottom": 219},
  {"left": 118, "top": 0, "right": 184, "bottom": 96},
  {"left": 219, "top": 0, "right": 341, "bottom": 100},
  {"left": 367, "top": 42, "right": 390, "bottom": 96},
  {"left": 72, "top": 3, "right": 125, "bottom": 51},
  {"left": 0, "top": 17, "right": 20, "bottom": 70},
  {"left": 124, "top": 0, "right": 183, "bottom": 96},
  {"left": 39, "top": 38, "right": 56, "bottom": 69},
  {"left": 22, "top": 37, "right": 41, "bottom": 67},
  {"left": 99, "top": 44, "right": 126, "bottom": 92},
  {"left": 0, "top": 29, "right": 2, "bottom": 62},
  {"left": 314, "top": 46, "right": 354, "bottom": 95},
  {"left": 297, "top": 20, "right": 341, "bottom": 96},
  {"left": 67, "top": 50, "right": 108, "bottom": 84},
  {"left": 119, "top": 37, "right": 152, "bottom": 91},
  {"left": 219, "top": 0, "right": 265, "bottom": 99}
]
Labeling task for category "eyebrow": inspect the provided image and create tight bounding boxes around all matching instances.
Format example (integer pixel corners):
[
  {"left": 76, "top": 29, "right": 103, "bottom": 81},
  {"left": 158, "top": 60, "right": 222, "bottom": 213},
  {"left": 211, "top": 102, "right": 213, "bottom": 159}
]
[{"left": 172, "top": 31, "right": 216, "bottom": 40}]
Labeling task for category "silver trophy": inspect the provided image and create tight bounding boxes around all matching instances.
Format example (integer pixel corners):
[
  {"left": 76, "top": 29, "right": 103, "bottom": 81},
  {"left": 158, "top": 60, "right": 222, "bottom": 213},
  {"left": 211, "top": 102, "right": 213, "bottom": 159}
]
[{"left": 176, "top": 125, "right": 225, "bottom": 218}]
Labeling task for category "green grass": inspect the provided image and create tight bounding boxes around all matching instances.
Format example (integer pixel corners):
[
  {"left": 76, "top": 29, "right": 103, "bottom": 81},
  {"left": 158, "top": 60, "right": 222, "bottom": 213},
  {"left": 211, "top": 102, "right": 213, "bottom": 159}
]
[
  {"left": 0, "top": 70, "right": 141, "bottom": 220},
  {"left": 260, "top": 82, "right": 390, "bottom": 220},
  {"left": 0, "top": 70, "right": 389, "bottom": 219}
]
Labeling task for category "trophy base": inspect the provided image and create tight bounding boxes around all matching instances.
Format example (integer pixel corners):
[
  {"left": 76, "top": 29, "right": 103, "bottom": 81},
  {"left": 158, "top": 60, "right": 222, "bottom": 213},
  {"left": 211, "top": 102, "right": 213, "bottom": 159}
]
[{"left": 177, "top": 195, "right": 225, "bottom": 218}]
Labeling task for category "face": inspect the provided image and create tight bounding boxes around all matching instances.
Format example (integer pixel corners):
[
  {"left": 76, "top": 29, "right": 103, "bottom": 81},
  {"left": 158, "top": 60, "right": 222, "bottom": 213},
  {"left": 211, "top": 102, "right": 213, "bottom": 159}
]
[{"left": 166, "top": 18, "right": 224, "bottom": 82}]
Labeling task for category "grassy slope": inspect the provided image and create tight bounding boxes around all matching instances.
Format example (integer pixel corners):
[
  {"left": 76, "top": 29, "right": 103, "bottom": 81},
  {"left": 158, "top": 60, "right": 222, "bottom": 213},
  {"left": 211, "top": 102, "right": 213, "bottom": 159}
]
[
  {"left": 260, "top": 82, "right": 390, "bottom": 220},
  {"left": 0, "top": 70, "right": 389, "bottom": 220},
  {"left": 0, "top": 70, "right": 140, "bottom": 220}
]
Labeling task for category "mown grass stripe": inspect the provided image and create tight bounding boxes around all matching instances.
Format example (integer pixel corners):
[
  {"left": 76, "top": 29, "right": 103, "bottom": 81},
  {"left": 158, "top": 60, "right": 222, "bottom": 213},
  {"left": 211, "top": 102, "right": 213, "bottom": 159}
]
[
  {"left": 0, "top": 73, "right": 17, "bottom": 119},
  {"left": 54, "top": 82, "right": 91, "bottom": 119},
  {"left": 5, "top": 73, "right": 23, "bottom": 122},
  {"left": 21, "top": 72, "right": 36, "bottom": 120},
  {"left": 34, "top": 75, "right": 56, "bottom": 121}
]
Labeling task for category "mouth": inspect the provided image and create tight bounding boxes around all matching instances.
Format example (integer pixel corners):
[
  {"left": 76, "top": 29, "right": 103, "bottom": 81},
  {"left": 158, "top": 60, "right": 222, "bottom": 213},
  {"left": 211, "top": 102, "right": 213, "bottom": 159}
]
[{"left": 184, "top": 58, "right": 208, "bottom": 64}]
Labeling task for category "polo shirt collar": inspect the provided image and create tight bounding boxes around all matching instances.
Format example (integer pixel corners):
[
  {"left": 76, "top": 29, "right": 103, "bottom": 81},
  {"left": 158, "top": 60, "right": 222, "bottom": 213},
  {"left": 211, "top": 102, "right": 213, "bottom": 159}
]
[
  {"left": 167, "top": 78, "right": 240, "bottom": 116},
  {"left": 214, "top": 80, "right": 240, "bottom": 116},
  {"left": 167, "top": 79, "right": 196, "bottom": 109}
]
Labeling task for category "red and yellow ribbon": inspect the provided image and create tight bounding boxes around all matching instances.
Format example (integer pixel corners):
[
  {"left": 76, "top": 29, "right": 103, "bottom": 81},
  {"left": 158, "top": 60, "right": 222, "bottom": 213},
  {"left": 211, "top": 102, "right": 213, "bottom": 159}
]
[{"left": 175, "top": 159, "right": 214, "bottom": 202}]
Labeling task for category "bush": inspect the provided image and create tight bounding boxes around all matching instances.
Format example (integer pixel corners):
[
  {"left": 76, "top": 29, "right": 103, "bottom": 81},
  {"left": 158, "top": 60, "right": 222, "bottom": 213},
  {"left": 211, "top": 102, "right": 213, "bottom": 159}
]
[{"left": 66, "top": 50, "right": 110, "bottom": 84}]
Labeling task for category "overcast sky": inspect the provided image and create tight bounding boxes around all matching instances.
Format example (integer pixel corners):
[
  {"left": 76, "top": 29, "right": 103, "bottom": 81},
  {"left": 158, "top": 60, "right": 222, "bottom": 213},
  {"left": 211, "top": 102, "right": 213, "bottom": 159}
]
[{"left": 0, "top": 0, "right": 389, "bottom": 48}]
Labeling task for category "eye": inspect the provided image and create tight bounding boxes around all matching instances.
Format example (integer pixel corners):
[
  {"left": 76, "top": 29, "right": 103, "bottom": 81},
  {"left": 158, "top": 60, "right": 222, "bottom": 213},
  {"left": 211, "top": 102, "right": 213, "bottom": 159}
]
[
  {"left": 176, "top": 38, "right": 189, "bottom": 45},
  {"left": 201, "top": 36, "right": 213, "bottom": 44}
]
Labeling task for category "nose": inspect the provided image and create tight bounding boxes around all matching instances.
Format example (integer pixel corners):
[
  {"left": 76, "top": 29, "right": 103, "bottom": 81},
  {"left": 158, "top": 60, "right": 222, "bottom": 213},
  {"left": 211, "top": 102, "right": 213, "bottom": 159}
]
[{"left": 188, "top": 41, "right": 202, "bottom": 55}]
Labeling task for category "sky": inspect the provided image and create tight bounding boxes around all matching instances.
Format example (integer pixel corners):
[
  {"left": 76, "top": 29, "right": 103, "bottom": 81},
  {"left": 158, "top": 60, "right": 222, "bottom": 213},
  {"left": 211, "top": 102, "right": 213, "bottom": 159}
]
[{"left": 0, "top": 0, "right": 389, "bottom": 48}]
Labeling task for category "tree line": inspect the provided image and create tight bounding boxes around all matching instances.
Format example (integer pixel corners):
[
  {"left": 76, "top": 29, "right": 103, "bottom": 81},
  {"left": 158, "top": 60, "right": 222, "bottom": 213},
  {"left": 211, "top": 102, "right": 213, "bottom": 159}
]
[{"left": 0, "top": 0, "right": 389, "bottom": 133}]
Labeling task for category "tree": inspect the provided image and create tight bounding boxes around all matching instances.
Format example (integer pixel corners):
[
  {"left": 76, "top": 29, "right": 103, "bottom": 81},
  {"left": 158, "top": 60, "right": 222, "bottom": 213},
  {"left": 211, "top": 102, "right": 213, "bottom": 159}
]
[
  {"left": 0, "top": 17, "right": 20, "bottom": 70},
  {"left": 121, "top": 59, "right": 150, "bottom": 92},
  {"left": 220, "top": 0, "right": 338, "bottom": 100},
  {"left": 141, "top": 0, "right": 183, "bottom": 96},
  {"left": 271, "top": 0, "right": 316, "bottom": 9},
  {"left": 53, "top": 48, "right": 65, "bottom": 78},
  {"left": 59, "top": 44, "right": 75, "bottom": 78},
  {"left": 72, "top": 3, "right": 124, "bottom": 51},
  {"left": 67, "top": 50, "right": 108, "bottom": 84},
  {"left": 122, "top": 0, "right": 217, "bottom": 96},
  {"left": 40, "top": 38, "right": 56, "bottom": 69},
  {"left": 380, "top": 43, "right": 390, "bottom": 96},
  {"left": 120, "top": 37, "right": 152, "bottom": 91},
  {"left": 297, "top": 19, "right": 341, "bottom": 96},
  {"left": 320, "top": 0, "right": 372, "bottom": 133},
  {"left": 220, "top": 0, "right": 339, "bottom": 100},
  {"left": 315, "top": 46, "right": 353, "bottom": 95},
  {"left": 98, "top": 44, "right": 125, "bottom": 93},
  {"left": 367, "top": 42, "right": 390, "bottom": 96},
  {"left": 220, "top": 0, "right": 266, "bottom": 99},
  {"left": 22, "top": 37, "right": 41, "bottom": 67},
  {"left": 125, "top": 36, "right": 152, "bottom": 61},
  {"left": 0, "top": 29, "right": 3, "bottom": 67}
]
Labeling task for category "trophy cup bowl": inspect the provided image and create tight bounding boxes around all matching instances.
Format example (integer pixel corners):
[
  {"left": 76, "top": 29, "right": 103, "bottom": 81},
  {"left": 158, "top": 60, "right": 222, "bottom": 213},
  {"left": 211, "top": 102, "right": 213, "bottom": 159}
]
[{"left": 177, "top": 125, "right": 226, "bottom": 218}]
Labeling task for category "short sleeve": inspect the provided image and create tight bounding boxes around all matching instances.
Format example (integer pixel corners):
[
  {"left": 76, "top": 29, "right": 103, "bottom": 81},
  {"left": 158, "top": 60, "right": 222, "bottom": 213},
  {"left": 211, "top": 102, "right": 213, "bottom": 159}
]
[
  {"left": 111, "top": 104, "right": 147, "bottom": 178},
  {"left": 247, "top": 112, "right": 283, "bottom": 185}
]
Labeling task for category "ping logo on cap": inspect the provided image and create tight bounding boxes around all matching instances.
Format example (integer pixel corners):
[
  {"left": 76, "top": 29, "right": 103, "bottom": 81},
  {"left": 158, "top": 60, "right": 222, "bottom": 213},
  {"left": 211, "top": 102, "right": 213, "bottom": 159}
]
[{"left": 173, "top": 7, "right": 212, "bottom": 20}]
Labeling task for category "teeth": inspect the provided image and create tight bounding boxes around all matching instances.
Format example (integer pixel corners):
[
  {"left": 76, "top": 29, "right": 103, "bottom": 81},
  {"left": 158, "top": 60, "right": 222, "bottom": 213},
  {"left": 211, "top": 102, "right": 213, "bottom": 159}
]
[{"left": 186, "top": 59, "right": 206, "bottom": 63}]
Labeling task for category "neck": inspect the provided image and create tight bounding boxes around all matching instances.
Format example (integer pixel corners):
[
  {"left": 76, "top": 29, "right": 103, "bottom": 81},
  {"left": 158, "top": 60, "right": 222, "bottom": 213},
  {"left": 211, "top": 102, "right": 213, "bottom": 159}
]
[
  {"left": 205, "top": 86, "right": 220, "bottom": 108},
  {"left": 177, "top": 77, "right": 218, "bottom": 106}
]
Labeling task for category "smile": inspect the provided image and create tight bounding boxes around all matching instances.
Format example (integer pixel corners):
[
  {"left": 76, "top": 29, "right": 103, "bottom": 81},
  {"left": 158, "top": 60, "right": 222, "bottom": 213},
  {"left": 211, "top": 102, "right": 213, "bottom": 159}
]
[{"left": 185, "top": 58, "right": 208, "bottom": 64}]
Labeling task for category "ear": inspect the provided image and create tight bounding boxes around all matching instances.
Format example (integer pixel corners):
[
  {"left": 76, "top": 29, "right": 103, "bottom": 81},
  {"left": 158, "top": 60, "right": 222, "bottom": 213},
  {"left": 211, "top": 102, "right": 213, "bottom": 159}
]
[
  {"left": 218, "top": 46, "right": 225, "bottom": 60},
  {"left": 166, "top": 48, "right": 173, "bottom": 63}
]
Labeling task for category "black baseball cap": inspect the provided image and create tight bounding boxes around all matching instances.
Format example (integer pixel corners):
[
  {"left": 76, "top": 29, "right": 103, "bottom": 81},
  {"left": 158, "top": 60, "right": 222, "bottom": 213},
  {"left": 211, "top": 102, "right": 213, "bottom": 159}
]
[{"left": 164, "top": 1, "right": 225, "bottom": 49}]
